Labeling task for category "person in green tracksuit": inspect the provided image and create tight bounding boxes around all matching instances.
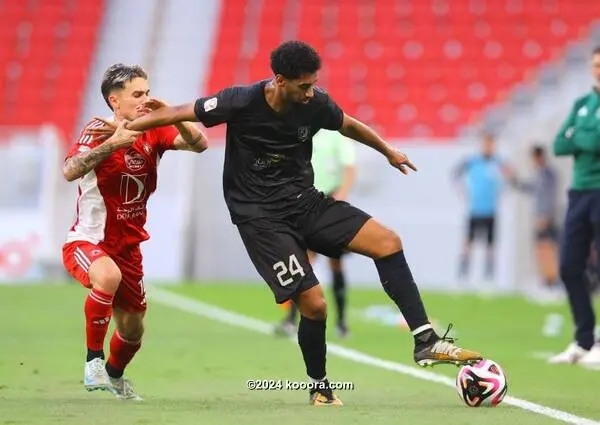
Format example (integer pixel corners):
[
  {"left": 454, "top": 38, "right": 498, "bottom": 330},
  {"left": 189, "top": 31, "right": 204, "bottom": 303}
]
[
  {"left": 275, "top": 129, "right": 356, "bottom": 338},
  {"left": 549, "top": 47, "right": 600, "bottom": 366}
]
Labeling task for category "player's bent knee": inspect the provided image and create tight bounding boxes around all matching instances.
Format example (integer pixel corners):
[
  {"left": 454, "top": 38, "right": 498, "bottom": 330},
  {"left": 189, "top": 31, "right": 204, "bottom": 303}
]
[
  {"left": 379, "top": 230, "right": 402, "bottom": 257},
  {"left": 88, "top": 257, "right": 122, "bottom": 295},
  {"left": 120, "top": 322, "right": 144, "bottom": 342},
  {"left": 303, "top": 299, "right": 327, "bottom": 321},
  {"left": 297, "top": 290, "right": 327, "bottom": 321},
  {"left": 116, "top": 312, "right": 145, "bottom": 342}
]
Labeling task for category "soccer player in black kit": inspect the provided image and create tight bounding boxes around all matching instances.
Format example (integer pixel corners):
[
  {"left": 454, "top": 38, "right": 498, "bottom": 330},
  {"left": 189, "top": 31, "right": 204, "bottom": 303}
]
[{"left": 88, "top": 41, "right": 483, "bottom": 406}]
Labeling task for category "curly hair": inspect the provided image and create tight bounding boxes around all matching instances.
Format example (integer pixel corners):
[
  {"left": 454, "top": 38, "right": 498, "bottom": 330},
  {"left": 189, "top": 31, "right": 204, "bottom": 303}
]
[{"left": 270, "top": 40, "right": 321, "bottom": 79}]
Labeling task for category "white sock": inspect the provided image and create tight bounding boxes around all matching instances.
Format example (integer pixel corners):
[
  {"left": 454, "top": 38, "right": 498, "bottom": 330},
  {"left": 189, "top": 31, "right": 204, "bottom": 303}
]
[
  {"left": 309, "top": 375, "right": 327, "bottom": 384},
  {"left": 411, "top": 323, "right": 433, "bottom": 336}
]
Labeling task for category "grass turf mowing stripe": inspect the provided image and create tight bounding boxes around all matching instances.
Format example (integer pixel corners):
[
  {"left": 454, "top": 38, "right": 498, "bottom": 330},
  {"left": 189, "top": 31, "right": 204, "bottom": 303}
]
[{"left": 150, "top": 286, "right": 600, "bottom": 425}]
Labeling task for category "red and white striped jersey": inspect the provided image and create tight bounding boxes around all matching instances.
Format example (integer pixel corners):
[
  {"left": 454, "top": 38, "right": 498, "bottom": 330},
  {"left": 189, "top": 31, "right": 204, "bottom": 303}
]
[{"left": 65, "top": 118, "right": 179, "bottom": 254}]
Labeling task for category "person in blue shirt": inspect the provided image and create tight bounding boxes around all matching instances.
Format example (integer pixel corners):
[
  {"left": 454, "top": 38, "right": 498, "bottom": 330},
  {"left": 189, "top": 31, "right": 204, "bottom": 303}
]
[{"left": 453, "top": 134, "right": 513, "bottom": 282}]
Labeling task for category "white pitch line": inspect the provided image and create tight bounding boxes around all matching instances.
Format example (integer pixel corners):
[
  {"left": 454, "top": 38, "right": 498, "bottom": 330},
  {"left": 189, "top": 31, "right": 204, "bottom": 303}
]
[{"left": 150, "top": 287, "right": 599, "bottom": 425}]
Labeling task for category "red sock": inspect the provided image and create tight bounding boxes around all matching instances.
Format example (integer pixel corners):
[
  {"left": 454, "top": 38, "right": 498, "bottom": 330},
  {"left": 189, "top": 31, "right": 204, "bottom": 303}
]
[
  {"left": 106, "top": 331, "right": 141, "bottom": 376},
  {"left": 85, "top": 288, "right": 114, "bottom": 352}
]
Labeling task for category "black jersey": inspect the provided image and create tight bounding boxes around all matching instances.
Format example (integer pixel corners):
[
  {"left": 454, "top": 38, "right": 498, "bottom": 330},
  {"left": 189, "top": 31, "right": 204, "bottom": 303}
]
[{"left": 194, "top": 80, "right": 344, "bottom": 224}]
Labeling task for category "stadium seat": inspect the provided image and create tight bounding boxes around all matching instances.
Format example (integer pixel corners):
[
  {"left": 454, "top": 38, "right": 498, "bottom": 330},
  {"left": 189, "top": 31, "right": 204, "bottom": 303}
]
[
  {"left": 0, "top": 0, "right": 105, "bottom": 143},
  {"left": 206, "top": 0, "right": 600, "bottom": 138}
]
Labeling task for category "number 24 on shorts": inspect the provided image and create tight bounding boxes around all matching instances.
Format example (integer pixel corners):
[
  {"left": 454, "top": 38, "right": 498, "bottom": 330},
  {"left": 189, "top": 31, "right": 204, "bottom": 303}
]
[{"left": 273, "top": 254, "right": 305, "bottom": 286}]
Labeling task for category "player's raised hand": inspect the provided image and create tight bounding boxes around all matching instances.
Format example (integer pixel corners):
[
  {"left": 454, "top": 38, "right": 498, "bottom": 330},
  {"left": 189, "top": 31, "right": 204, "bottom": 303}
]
[
  {"left": 386, "top": 148, "right": 417, "bottom": 175},
  {"left": 84, "top": 116, "right": 117, "bottom": 142},
  {"left": 137, "top": 97, "right": 169, "bottom": 114},
  {"left": 108, "top": 120, "right": 142, "bottom": 149},
  {"left": 84, "top": 117, "right": 141, "bottom": 148}
]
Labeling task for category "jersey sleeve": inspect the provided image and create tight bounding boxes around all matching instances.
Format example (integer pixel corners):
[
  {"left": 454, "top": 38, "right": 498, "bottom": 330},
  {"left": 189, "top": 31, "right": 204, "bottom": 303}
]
[
  {"left": 314, "top": 89, "right": 344, "bottom": 131},
  {"left": 193, "top": 86, "right": 245, "bottom": 128},
  {"left": 152, "top": 125, "right": 180, "bottom": 156},
  {"left": 65, "top": 119, "right": 105, "bottom": 161}
]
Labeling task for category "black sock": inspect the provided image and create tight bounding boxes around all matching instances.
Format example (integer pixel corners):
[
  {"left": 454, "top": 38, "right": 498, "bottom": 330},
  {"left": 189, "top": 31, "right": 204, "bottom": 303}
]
[
  {"left": 298, "top": 316, "right": 326, "bottom": 380},
  {"left": 414, "top": 328, "right": 438, "bottom": 348},
  {"left": 105, "top": 362, "right": 123, "bottom": 379},
  {"left": 332, "top": 270, "right": 346, "bottom": 325},
  {"left": 87, "top": 349, "right": 104, "bottom": 362},
  {"left": 287, "top": 302, "right": 298, "bottom": 323},
  {"left": 374, "top": 250, "right": 430, "bottom": 332}
]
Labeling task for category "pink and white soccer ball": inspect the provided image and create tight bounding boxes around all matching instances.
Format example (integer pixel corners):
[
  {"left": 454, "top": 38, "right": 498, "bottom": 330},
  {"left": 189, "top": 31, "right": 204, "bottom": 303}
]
[{"left": 456, "top": 359, "right": 508, "bottom": 407}]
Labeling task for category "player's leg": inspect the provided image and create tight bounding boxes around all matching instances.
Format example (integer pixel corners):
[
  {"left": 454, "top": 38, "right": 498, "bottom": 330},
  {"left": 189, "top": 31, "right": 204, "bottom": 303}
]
[
  {"left": 104, "top": 249, "right": 146, "bottom": 400},
  {"left": 304, "top": 199, "right": 482, "bottom": 367},
  {"left": 328, "top": 255, "right": 348, "bottom": 337},
  {"left": 62, "top": 242, "right": 121, "bottom": 391},
  {"left": 484, "top": 217, "right": 496, "bottom": 281},
  {"left": 274, "top": 250, "right": 316, "bottom": 337},
  {"left": 237, "top": 220, "right": 341, "bottom": 405},
  {"left": 106, "top": 308, "right": 144, "bottom": 400},
  {"left": 549, "top": 192, "right": 594, "bottom": 364},
  {"left": 348, "top": 219, "right": 482, "bottom": 366},
  {"left": 289, "top": 250, "right": 318, "bottom": 323},
  {"left": 459, "top": 217, "right": 476, "bottom": 278},
  {"left": 293, "top": 284, "right": 342, "bottom": 405}
]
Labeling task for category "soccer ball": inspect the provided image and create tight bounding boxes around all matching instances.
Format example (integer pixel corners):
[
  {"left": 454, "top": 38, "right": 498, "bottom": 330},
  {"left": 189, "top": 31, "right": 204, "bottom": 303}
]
[{"left": 456, "top": 359, "right": 508, "bottom": 407}]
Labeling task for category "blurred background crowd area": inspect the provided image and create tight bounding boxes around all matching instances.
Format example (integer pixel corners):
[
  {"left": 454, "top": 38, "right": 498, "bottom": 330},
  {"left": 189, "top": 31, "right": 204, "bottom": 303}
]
[{"left": 1, "top": 0, "right": 600, "bottom": 296}]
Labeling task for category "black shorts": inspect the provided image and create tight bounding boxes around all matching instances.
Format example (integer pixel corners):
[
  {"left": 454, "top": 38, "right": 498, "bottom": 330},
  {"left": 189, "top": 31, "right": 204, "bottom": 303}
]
[
  {"left": 320, "top": 189, "right": 344, "bottom": 261},
  {"left": 236, "top": 191, "right": 371, "bottom": 304},
  {"left": 467, "top": 216, "right": 495, "bottom": 246}
]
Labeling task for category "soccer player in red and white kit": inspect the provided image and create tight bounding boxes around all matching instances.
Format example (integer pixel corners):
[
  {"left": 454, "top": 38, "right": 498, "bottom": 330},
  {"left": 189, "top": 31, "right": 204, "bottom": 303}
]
[{"left": 62, "top": 64, "right": 207, "bottom": 400}]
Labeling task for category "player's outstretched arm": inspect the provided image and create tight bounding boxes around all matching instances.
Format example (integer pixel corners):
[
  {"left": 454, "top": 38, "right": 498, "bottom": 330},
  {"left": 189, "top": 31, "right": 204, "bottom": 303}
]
[
  {"left": 339, "top": 113, "right": 417, "bottom": 175},
  {"left": 127, "top": 103, "right": 197, "bottom": 132},
  {"left": 63, "top": 120, "right": 141, "bottom": 181},
  {"left": 86, "top": 104, "right": 198, "bottom": 142},
  {"left": 139, "top": 98, "right": 207, "bottom": 152}
]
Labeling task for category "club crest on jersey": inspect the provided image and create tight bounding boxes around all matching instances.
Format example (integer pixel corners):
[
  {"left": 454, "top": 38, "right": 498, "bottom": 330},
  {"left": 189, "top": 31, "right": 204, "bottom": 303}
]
[
  {"left": 124, "top": 150, "right": 146, "bottom": 171},
  {"left": 297, "top": 126, "right": 310, "bottom": 143},
  {"left": 143, "top": 143, "right": 152, "bottom": 156}
]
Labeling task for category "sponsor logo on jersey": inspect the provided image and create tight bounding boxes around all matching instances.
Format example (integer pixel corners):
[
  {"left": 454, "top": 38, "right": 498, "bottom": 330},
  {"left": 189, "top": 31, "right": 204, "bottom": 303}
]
[
  {"left": 125, "top": 150, "right": 146, "bottom": 171},
  {"left": 120, "top": 173, "right": 147, "bottom": 205},
  {"left": 143, "top": 143, "right": 153, "bottom": 156},
  {"left": 116, "top": 204, "right": 145, "bottom": 221},
  {"left": 251, "top": 153, "right": 284, "bottom": 171}
]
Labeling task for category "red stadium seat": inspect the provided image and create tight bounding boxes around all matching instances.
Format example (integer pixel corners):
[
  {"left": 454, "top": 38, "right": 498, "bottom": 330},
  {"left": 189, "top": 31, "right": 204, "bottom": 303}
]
[
  {"left": 0, "top": 0, "right": 105, "bottom": 142},
  {"left": 205, "top": 0, "right": 600, "bottom": 138}
]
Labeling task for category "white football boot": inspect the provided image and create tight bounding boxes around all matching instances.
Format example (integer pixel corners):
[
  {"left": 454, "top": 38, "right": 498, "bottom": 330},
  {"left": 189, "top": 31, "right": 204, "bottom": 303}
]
[
  {"left": 84, "top": 358, "right": 111, "bottom": 391},
  {"left": 109, "top": 376, "right": 143, "bottom": 401},
  {"left": 578, "top": 343, "right": 600, "bottom": 369},
  {"left": 547, "top": 342, "right": 589, "bottom": 364}
]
